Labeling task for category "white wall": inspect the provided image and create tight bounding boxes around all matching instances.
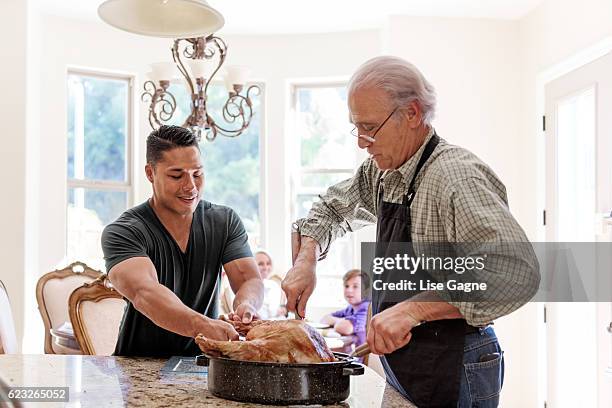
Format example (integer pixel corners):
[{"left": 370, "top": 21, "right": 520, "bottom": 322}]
[
  {"left": 0, "top": 0, "right": 28, "bottom": 353},
  {"left": 0, "top": 0, "right": 42, "bottom": 353},
  {"left": 24, "top": 0, "right": 42, "bottom": 355}
]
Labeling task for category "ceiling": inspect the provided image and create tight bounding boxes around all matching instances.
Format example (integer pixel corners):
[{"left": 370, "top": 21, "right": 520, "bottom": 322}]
[{"left": 38, "top": 0, "right": 545, "bottom": 34}]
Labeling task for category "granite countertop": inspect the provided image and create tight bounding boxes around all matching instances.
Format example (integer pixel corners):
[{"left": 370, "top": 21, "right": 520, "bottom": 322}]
[{"left": 0, "top": 355, "right": 416, "bottom": 407}]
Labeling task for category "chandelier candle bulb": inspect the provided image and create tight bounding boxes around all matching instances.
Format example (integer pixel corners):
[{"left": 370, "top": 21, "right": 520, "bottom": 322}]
[
  {"left": 186, "top": 59, "right": 209, "bottom": 79},
  {"left": 224, "top": 75, "right": 236, "bottom": 93},
  {"left": 150, "top": 62, "right": 176, "bottom": 82},
  {"left": 225, "top": 65, "right": 251, "bottom": 87}
]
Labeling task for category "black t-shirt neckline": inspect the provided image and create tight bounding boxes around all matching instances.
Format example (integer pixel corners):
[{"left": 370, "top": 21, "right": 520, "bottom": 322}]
[{"left": 144, "top": 199, "right": 199, "bottom": 257}]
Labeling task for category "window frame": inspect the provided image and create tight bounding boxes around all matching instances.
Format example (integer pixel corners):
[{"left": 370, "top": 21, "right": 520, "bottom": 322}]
[
  {"left": 289, "top": 81, "right": 361, "bottom": 283},
  {"left": 65, "top": 68, "right": 135, "bottom": 258},
  {"left": 254, "top": 81, "right": 267, "bottom": 249}
]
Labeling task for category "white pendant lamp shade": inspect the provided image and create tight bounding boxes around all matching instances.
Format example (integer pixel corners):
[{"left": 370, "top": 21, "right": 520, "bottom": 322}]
[{"left": 98, "top": 0, "right": 225, "bottom": 38}]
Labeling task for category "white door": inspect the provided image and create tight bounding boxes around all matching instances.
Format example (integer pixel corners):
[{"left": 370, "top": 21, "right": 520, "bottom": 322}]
[{"left": 544, "top": 50, "right": 612, "bottom": 408}]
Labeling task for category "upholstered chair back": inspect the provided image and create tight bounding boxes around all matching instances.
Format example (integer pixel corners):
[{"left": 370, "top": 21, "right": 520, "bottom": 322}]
[
  {"left": 69, "top": 275, "right": 126, "bottom": 355},
  {"left": 36, "top": 262, "right": 103, "bottom": 354}
]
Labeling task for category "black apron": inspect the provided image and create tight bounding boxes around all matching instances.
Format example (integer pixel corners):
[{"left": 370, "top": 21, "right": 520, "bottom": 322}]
[{"left": 373, "top": 133, "right": 475, "bottom": 408}]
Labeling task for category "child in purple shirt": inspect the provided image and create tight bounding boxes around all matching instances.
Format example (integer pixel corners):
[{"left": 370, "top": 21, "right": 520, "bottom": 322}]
[{"left": 321, "top": 269, "right": 370, "bottom": 347}]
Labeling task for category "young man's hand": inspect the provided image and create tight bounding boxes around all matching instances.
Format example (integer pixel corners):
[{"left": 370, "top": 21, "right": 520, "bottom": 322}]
[
  {"left": 232, "top": 302, "right": 259, "bottom": 323},
  {"left": 195, "top": 316, "right": 239, "bottom": 340}
]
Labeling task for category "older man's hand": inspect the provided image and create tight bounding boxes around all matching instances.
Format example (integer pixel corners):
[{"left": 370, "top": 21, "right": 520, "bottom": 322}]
[
  {"left": 282, "top": 258, "right": 316, "bottom": 319},
  {"left": 282, "top": 235, "right": 320, "bottom": 318},
  {"left": 367, "top": 301, "right": 420, "bottom": 355}
]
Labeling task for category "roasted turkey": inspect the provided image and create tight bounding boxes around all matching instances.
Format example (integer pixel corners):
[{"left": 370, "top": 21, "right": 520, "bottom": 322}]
[{"left": 195, "top": 319, "right": 336, "bottom": 363}]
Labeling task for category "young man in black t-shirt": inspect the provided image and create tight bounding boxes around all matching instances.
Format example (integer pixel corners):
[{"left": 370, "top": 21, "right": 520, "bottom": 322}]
[{"left": 102, "top": 125, "right": 263, "bottom": 357}]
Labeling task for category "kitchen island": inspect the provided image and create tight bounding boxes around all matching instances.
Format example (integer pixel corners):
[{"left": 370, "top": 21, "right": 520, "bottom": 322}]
[{"left": 0, "top": 355, "right": 416, "bottom": 407}]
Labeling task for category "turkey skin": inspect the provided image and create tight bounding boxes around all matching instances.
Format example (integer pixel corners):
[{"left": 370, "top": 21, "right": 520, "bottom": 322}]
[{"left": 195, "top": 319, "right": 336, "bottom": 363}]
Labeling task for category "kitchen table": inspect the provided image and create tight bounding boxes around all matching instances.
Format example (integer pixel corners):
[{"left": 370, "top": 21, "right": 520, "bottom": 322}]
[{"left": 0, "top": 354, "right": 416, "bottom": 407}]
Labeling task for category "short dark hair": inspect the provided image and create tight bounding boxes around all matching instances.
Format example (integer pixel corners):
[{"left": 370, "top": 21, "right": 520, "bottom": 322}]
[{"left": 146, "top": 125, "right": 200, "bottom": 165}]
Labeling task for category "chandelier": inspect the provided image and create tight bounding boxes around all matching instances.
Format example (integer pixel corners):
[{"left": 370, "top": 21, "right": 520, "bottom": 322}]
[{"left": 98, "top": 0, "right": 260, "bottom": 141}]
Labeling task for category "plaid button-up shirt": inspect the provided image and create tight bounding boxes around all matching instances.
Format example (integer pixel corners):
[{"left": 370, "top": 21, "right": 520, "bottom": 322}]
[{"left": 296, "top": 129, "right": 539, "bottom": 326}]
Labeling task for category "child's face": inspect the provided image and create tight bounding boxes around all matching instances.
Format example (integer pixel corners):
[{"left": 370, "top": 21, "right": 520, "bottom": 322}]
[{"left": 343, "top": 276, "right": 362, "bottom": 306}]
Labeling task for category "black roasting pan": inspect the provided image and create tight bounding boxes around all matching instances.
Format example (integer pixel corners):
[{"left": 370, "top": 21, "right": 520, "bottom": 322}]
[{"left": 195, "top": 352, "right": 365, "bottom": 405}]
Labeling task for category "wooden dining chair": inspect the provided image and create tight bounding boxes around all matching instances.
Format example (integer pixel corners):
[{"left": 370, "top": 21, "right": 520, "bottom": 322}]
[
  {"left": 36, "top": 261, "right": 103, "bottom": 354},
  {"left": 68, "top": 275, "right": 126, "bottom": 355}
]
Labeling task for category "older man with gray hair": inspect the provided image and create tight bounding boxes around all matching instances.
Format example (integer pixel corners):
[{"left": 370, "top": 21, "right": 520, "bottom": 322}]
[{"left": 282, "top": 56, "right": 539, "bottom": 407}]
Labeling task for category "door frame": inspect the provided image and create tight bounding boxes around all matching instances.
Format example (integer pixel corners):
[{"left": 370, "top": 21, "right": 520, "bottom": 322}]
[{"left": 537, "top": 35, "right": 612, "bottom": 408}]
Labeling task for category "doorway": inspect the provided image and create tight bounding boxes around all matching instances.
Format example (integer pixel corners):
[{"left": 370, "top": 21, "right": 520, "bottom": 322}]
[{"left": 544, "top": 50, "right": 612, "bottom": 408}]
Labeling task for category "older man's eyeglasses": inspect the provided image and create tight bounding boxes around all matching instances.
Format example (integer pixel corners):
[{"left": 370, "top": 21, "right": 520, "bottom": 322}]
[{"left": 350, "top": 107, "right": 399, "bottom": 143}]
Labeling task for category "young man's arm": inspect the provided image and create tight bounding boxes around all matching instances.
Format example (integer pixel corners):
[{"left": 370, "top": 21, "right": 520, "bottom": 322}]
[
  {"left": 108, "top": 256, "right": 238, "bottom": 340},
  {"left": 224, "top": 257, "right": 264, "bottom": 323}
]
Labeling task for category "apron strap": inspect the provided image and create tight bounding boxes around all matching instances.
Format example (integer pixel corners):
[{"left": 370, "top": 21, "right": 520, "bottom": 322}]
[{"left": 404, "top": 133, "right": 440, "bottom": 205}]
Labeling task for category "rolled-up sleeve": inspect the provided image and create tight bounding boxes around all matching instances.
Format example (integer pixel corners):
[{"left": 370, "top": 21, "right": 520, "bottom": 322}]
[
  {"left": 438, "top": 177, "right": 540, "bottom": 326},
  {"left": 297, "top": 159, "right": 378, "bottom": 259}
]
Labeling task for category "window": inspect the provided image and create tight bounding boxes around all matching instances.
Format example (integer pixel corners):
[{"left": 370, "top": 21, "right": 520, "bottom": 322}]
[
  {"left": 556, "top": 87, "right": 596, "bottom": 241},
  {"left": 291, "top": 84, "right": 359, "bottom": 307},
  {"left": 169, "top": 82, "right": 263, "bottom": 248},
  {"left": 66, "top": 72, "right": 132, "bottom": 270}
]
